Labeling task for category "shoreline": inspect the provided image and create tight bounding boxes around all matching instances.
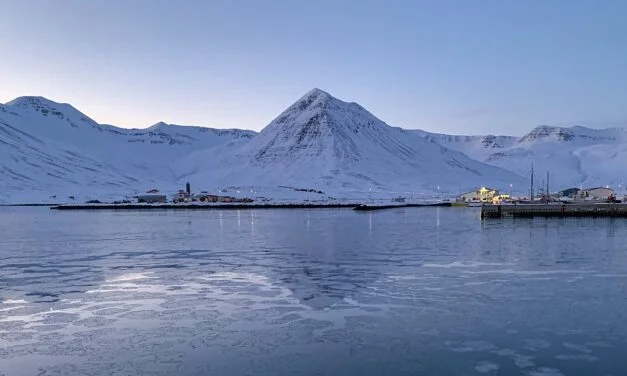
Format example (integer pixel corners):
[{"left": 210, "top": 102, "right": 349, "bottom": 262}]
[
  {"left": 47, "top": 201, "right": 452, "bottom": 211},
  {"left": 0, "top": 203, "right": 57, "bottom": 207},
  {"left": 50, "top": 203, "right": 359, "bottom": 210}
]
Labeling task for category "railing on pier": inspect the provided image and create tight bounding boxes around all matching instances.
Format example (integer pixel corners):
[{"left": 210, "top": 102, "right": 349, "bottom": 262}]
[{"left": 481, "top": 203, "right": 627, "bottom": 218}]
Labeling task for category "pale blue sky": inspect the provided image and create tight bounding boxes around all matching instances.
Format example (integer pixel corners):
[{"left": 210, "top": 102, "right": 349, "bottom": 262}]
[{"left": 1, "top": 0, "right": 626, "bottom": 134}]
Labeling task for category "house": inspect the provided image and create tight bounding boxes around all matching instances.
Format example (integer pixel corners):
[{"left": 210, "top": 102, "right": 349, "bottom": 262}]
[
  {"left": 173, "top": 190, "right": 191, "bottom": 203},
  {"left": 459, "top": 187, "right": 499, "bottom": 202},
  {"left": 190, "top": 193, "right": 253, "bottom": 203},
  {"left": 582, "top": 187, "right": 615, "bottom": 200},
  {"left": 137, "top": 194, "right": 167, "bottom": 203},
  {"left": 193, "top": 194, "right": 220, "bottom": 202},
  {"left": 558, "top": 188, "right": 580, "bottom": 198}
]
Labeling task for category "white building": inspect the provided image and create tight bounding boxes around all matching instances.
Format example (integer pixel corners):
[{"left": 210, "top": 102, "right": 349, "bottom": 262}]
[{"left": 581, "top": 187, "right": 614, "bottom": 200}]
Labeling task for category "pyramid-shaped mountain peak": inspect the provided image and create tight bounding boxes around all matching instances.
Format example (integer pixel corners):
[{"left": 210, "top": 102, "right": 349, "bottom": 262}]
[
  {"left": 196, "top": 88, "right": 526, "bottom": 191},
  {"left": 286, "top": 88, "right": 335, "bottom": 114},
  {"left": 265, "top": 88, "right": 376, "bottom": 134},
  {"left": 304, "top": 87, "right": 331, "bottom": 97}
]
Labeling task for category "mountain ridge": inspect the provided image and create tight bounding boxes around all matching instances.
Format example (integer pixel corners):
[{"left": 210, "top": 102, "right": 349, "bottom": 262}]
[
  {"left": 175, "top": 88, "right": 527, "bottom": 192},
  {"left": 416, "top": 125, "right": 627, "bottom": 189},
  {"left": 0, "top": 96, "right": 255, "bottom": 203},
  {"left": 3, "top": 90, "right": 626, "bottom": 203}
]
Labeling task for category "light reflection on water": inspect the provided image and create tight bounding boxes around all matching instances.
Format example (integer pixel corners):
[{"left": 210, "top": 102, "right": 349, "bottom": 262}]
[{"left": 0, "top": 207, "right": 626, "bottom": 376}]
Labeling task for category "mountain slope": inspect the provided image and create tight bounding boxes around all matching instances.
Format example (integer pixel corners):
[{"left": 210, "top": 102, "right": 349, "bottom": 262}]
[
  {"left": 0, "top": 97, "right": 255, "bottom": 203},
  {"left": 176, "top": 89, "right": 527, "bottom": 194},
  {"left": 416, "top": 125, "right": 627, "bottom": 190},
  {"left": 18, "top": 90, "right": 625, "bottom": 203},
  {"left": 413, "top": 130, "right": 519, "bottom": 162}
]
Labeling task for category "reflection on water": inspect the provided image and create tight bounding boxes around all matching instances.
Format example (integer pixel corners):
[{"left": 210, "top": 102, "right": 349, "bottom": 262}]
[{"left": 1, "top": 207, "right": 627, "bottom": 375}]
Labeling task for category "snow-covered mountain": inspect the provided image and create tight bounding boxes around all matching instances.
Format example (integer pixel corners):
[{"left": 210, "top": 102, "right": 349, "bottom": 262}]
[
  {"left": 0, "top": 96, "right": 254, "bottom": 203},
  {"left": 176, "top": 89, "right": 527, "bottom": 194},
  {"left": 414, "top": 131, "right": 518, "bottom": 161},
  {"left": 22, "top": 88, "right": 627, "bottom": 203},
  {"left": 416, "top": 125, "right": 627, "bottom": 190},
  {"left": 0, "top": 90, "right": 528, "bottom": 203}
]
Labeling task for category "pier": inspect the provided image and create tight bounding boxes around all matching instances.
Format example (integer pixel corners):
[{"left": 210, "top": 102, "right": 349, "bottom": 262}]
[
  {"left": 353, "top": 202, "right": 452, "bottom": 211},
  {"left": 481, "top": 203, "right": 627, "bottom": 218},
  {"left": 49, "top": 201, "right": 454, "bottom": 211},
  {"left": 50, "top": 203, "right": 357, "bottom": 210}
]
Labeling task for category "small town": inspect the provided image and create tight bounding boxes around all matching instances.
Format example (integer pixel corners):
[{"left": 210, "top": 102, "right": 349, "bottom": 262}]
[
  {"left": 69, "top": 183, "right": 624, "bottom": 213},
  {"left": 135, "top": 183, "right": 254, "bottom": 204},
  {"left": 456, "top": 185, "right": 620, "bottom": 205},
  {"left": 455, "top": 184, "right": 627, "bottom": 218}
]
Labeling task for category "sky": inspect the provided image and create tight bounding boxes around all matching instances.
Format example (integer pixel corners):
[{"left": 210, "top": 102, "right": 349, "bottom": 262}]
[{"left": 1, "top": 0, "right": 626, "bottom": 135}]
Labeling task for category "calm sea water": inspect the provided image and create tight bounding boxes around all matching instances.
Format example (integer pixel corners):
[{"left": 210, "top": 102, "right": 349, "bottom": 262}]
[{"left": 0, "top": 207, "right": 626, "bottom": 376}]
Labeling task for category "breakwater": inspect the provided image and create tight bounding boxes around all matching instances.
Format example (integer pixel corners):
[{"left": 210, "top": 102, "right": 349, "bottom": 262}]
[{"left": 481, "top": 203, "right": 627, "bottom": 218}]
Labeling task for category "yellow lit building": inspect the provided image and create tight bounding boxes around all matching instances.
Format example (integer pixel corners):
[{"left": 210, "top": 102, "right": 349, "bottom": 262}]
[{"left": 459, "top": 187, "right": 500, "bottom": 203}]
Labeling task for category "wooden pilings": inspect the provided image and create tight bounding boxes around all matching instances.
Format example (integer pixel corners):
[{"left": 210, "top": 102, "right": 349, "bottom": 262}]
[{"left": 481, "top": 203, "right": 627, "bottom": 218}]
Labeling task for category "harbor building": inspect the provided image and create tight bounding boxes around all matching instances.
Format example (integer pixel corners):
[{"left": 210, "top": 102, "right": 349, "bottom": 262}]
[{"left": 459, "top": 187, "right": 499, "bottom": 203}]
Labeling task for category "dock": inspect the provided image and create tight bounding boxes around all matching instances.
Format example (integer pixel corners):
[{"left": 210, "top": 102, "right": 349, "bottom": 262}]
[
  {"left": 481, "top": 203, "right": 627, "bottom": 218},
  {"left": 353, "top": 202, "right": 452, "bottom": 211},
  {"left": 49, "top": 201, "right": 454, "bottom": 211},
  {"left": 50, "top": 203, "right": 357, "bottom": 211}
]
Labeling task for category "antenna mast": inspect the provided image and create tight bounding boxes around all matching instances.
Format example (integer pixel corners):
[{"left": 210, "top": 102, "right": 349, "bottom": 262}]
[
  {"left": 530, "top": 164, "right": 534, "bottom": 202},
  {"left": 546, "top": 171, "right": 550, "bottom": 202}
]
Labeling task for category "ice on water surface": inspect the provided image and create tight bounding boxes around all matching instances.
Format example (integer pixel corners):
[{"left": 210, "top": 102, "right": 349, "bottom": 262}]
[{"left": 1, "top": 207, "right": 626, "bottom": 375}]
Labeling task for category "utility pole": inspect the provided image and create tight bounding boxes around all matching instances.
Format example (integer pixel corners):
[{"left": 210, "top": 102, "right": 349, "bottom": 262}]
[
  {"left": 546, "top": 171, "right": 550, "bottom": 202},
  {"left": 530, "top": 164, "right": 534, "bottom": 202}
]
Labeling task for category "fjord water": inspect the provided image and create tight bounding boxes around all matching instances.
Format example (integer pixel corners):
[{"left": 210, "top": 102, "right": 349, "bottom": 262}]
[{"left": 0, "top": 207, "right": 625, "bottom": 376}]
